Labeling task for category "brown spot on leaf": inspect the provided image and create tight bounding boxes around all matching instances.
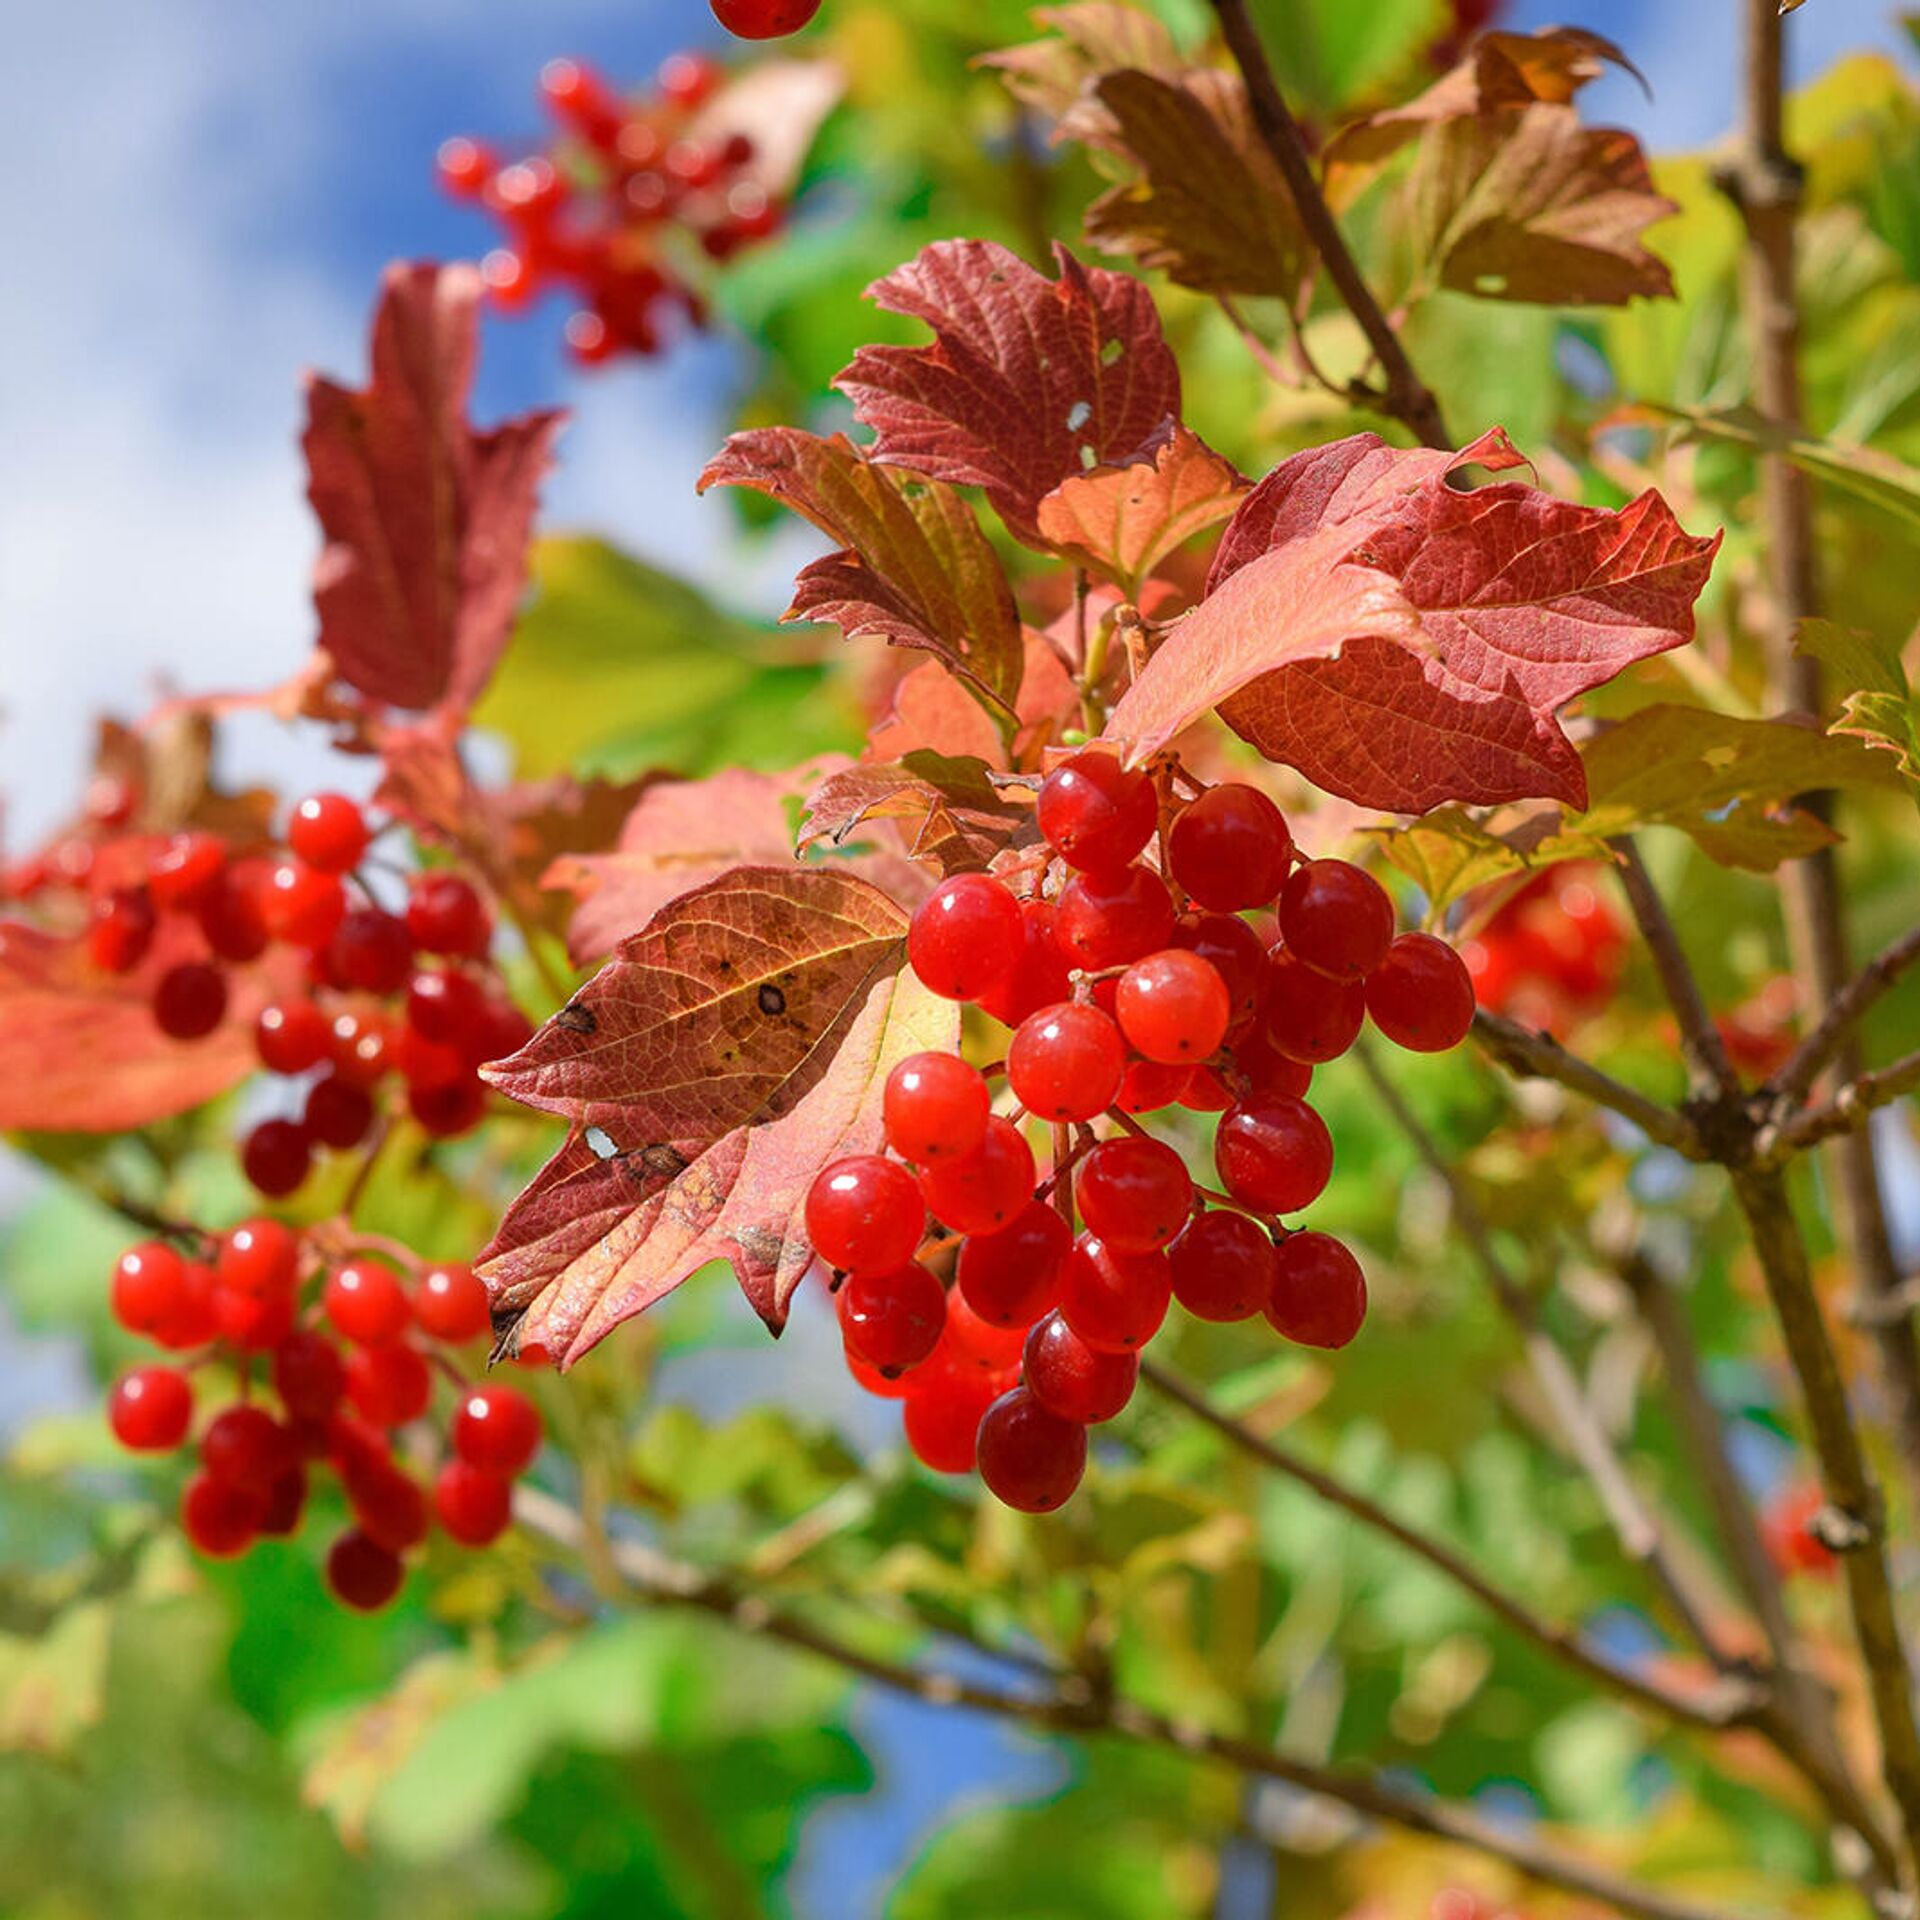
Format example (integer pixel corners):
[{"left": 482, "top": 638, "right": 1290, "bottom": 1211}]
[
  {"left": 637, "top": 1142, "right": 690, "bottom": 1178},
  {"left": 758, "top": 983, "right": 788, "bottom": 1016},
  {"left": 555, "top": 1001, "right": 597, "bottom": 1034}
]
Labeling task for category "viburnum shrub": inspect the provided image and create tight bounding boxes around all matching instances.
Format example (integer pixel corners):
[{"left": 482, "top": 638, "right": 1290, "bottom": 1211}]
[{"left": 9, "top": 4, "right": 1920, "bottom": 1911}]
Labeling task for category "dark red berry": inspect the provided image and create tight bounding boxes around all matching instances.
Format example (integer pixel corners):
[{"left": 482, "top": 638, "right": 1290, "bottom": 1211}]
[
  {"left": 329, "top": 908, "right": 413, "bottom": 996},
  {"left": 975, "top": 900, "right": 1074, "bottom": 1029},
  {"left": 452, "top": 1384, "right": 543, "bottom": 1477},
  {"left": 305, "top": 1074, "right": 375, "bottom": 1151},
  {"left": 956, "top": 1202, "right": 1071, "bottom": 1329},
  {"left": 256, "top": 998, "right": 331, "bottom": 1075},
  {"left": 1230, "top": 1023, "right": 1315, "bottom": 1099},
  {"left": 153, "top": 961, "right": 227, "bottom": 1040},
  {"left": 1366, "top": 932, "right": 1476, "bottom": 1052},
  {"left": 902, "top": 1369, "right": 997, "bottom": 1474},
  {"left": 197, "top": 870, "right": 270, "bottom": 961},
  {"left": 1023, "top": 1311, "right": 1137, "bottom": 1425},
  {"left": 1059, "top": 1235, "right": 1171, "bottom": 1353},
  {"left": 976, "top": 1388, "right": 1087, "bottom": 1513},
  {"left": 1180, "top": 1067, "right": 1234, "bottom": 1112},
  {"left": 345, "top": 1343, "right": 432, "bottom": 1427},
  {"left": 1171, "top": 912, "right": 1266, "bottom": 1031},
  {"left": 406, "top": 872, "right": 490, "bottom": 957},
  {"left": 288, "top": 793, "right": 370, "bottom": 874},
  {"left": 108, "top": 1366, "right": 193, "bottom": 1450},
  {"left": 213, "top": 1284, "right": 296, "bottom": 1353},
  {"left": 406, "top": 967, "right": 489, "bottom": 1048},
  {"left": 1117, "top": 1059, "right": 1191, "bottom": 1113},
  {"left": 327, "top": 1010, "right": 393, "bottom": 1089},
  {"left": 181, "top": 1473, "right": 263, "bottom": 1557},
  {"left": 918, "top": 1115, "right": 1035, "bottom": 1236},
  {"left": 1036, "top": 752, "right": 1157, "bottom": 872},
  {"left": 201, "top": 1404, "right": 294, "bottom": 1495},
  {"left": 258, "top": 1468, "right": 309, "bottom": 1537},
  {"left": 1262, "top": 947, "right": 1365, "bottom": 1064},
  {"left": 273, "top": 1330, "right": 348, "bottom": 1419},
  {"left": 1169, "top": 1210, "right": 1276, "bottom": 1322},
  {"left": 884, "top": 1052, "right": 991, "bottom": 1164},
  {"left": 838, "top": 1263, "right": 947, "bottom": 1373},
  {"left": 1076, "top": 1137, "right": 1194, "bottom": 1254},
  {"left": 1008, "top": 1002, "right": 1126, "bottom": 1123},
  {"left": 909, "top": 875, "right": 1023, "bottom": 1001},
  {"left": 806, "top": 1155, "right": 926, "bottom": 1273},
  {"left": 1055, "top": 866, "right": 1175, "bottom": 970},
  {"left": 343, "top": 1459, "right": 430, "bottom": 1553},
  {"left": 326, "top": 1529, "right": 405, "bottom": 1610},
  {"left": 408, "top": 1075, "right": 487, "bottom": 1138},
  {"left": 242, "top": 1119, "right": 312, "bottom": 1198},
  {"left": 710, "top": 0, "right": 823, "bottom": 39},
  {"left": 1266, "top": 1230, "right": 1367, "bottom": 1348},
  {"left": 1167, "top": 784, "right": 1292, "bottom": 910},
  {"left": 1278, "top": 860, "right": 1395, "bottom": 981},
  {"left": 1214, "top": 1098, "right": 1333, "bottom": 1215},
  {"left": 435, "top": 1460, "right": 514, "bottom": 1546}
]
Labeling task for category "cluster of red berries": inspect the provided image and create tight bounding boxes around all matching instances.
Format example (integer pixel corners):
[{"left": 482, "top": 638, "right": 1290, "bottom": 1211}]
[
  {"left": 806, "top": 751, "right": 1476, "bottom": 1514},
  {"left": 106, "top": 1224, "right": 541, "bottom": 1608},
  {"left": 436, "top": 52, "right": 786, "bottom": 367},
  {"left": 77, "top": 789, "right": 527, "bottom": 1197},
  {"left": 710, "top": 0, "right": 822, "bottom": 39},
  {"left": 1462, "top": 864, "right": 1625, "bottom": 1037}
]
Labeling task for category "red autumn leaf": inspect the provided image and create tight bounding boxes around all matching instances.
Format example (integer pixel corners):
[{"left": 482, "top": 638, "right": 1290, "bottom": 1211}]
[
  {"left": 698, "top": 429, "right": 1024, "bottom": 720},
  {"left": 480, "top": 866, "right": 956, "bottom": 1357},
  {"left": 1106, "top": 429, "right": 1719, "bottom": 812},
  {"left": 303, "top": 262, "right": 564, "bottom": 714},
  {"left": 836, "top": 240, "right": 1181, "bottom": 549},
  {"left": 866, "top": 634, "right": 1082, "bottom": 770},
  {"left": 799, "top": 751, "right": 1035, "bottom": 877}
]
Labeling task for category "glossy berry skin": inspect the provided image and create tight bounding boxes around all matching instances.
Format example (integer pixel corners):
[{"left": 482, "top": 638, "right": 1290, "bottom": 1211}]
[
  {"left": 148, "top": 832, "right": 226, "bottom": 911},
  {"left": 975, "top": 900, "right": 1074, "bottom": 1029},
  {"left": 262, "top": 860, "right": 346, "bottom": 949},
  {"left": 1055, "top": 866, "right": 1175, "bottom": 970},
  {"left": 407, "top": 967, "right": 489, "bottom": 1048},
  {"left": 242, "top": 1119, "right": 312, "bottom": 1198},
  {"left": 152, "top": 1261, "right": 219, "bottom": 1351},
  {"left": 153, "top": 961, "right": 228, "bottom": 1040},
  {"left": 305, "top": 1074, "right": 376, "bottom": 1151},
  {"left": 1229, "top": 1024, "right": 1313, "bottom": 1100},
  {"left": 1076, "top": 1138, "right": 1194, "bottom": 1254},
  {"left": 407, "top": 872, "right": 490, "bottom": 957},
  {"left": 1008, "top": 1002, "right": 1126, "bottom": 1123},
  {"left": 1116, "top": 949, "right": 1231, "bottom": 1065},
  {"left": 288, "top": 793, "right": 370, "bottom": 874},
  {"left": 1262, "top": 948, "right": 1366, "bottom": 1064},
  {"left": 806, "top": 1155, "right": 925, "bottom": 1274},
  {"left": 1279, "top": 861, "right": 1395, "bottom": 981},
  {"left": 1167, "top": 783, "right": 1293, "bottom": 910},
  {"left": 346, "top": 1461, "right": 431, "bottom": 1554},
  {"left": 838, "top": 1263, "right": 947, "bottom": 1373},
  {"left": 956, "top": 1202, "right": 1071, "bottom": 1329},
  {"left": 884, "top": 1052, "right": 991, "bottom": 1164},
  {"left": 213, "top": 1284, "right": 296, "bottom": 1353},
  {"left": 90, "top": 888, "right": 157, "bottom": 974},
  {"left": 710, "top": 0, "right": 824, "bottom": 40},
  {"left": 326, "top": 1530, "right": 405, "bottom": 1611},
  {"left": 1172, "top": 913, "right": 1266, "bottom": 1032},
  {"left": 218, "top": 1219, "right": 299, "bottom": 1297},
  {"left": 908, "top": 875, "right": 1023, "bottom": 1001},
  {"left": 1265, "top": 1231, "right": 1367, "bottom": 1348},
  {"left": 902, "top": 1370, "right": 997, "bottom": 1474},
  {"left": 917, "top": 1115, "right": 1035, "bottom": 1236},
  {"left": 273, "top": 1330, "right": 347, "bottom": 1419},
  {"left": 435, "top": 1460, "right": 514, "bottom": 1546},
  {"left": 108, "top": 1366, "right": 193, "bottom": 1451},
  {"left": 416, "top": 1263, "right": 491, "bottom": 1342},
  {"left": 1023, "top": 1311, "right": 1138, "bottom": 1425},
  {"left": 181, "top": 1474, "right": 263, "bottom": 1558},
  {"left": 1117, "top": 1059, "right": 1191, "bottom": 1113},
  {"left": 330, "top": 908, "right": 414, "bottom": 996},
  {"left": 1036, "top": 752, "right": 1158, "bottom": 872},
  {"left": 1214, "top": 1097, "right": 1334, "bottom": 1215},
  {"left": 198, "top": 870, "right": 270, "bottom": 961},
  {"left": 201, "top": 1405, "right": 294, "bottom": 1495},
  {"left": 111, "top": 1241, "right": 186, "bottom": 1336},
  {"left": 324, "top": 1261, "right": 413, "bottom": 1346},
  {"left": 345, "top": 1343, "right": 433, "bottom": 1427},
  {"left": 1169, "top": 1210, "right": 1276, "bottom": 1322},
  {"left": 1366, "top": 932, "right": 1476, "bottom": 1053},
  {"left": 940, "top": 1288, "right": 1029, "bottom": 1376},
  {"left": 1059, "top": 1235, "right": 1172, "bottom": 1353},
  {"left": 453, "top": 1384, "right": 543, "bottom": 1477},
  {"left": 976, "top": 1388, "right": 1088, "bottom": 1514},
  {"left": 256, "top": 998, "right": 331, "bottom": 1075}
]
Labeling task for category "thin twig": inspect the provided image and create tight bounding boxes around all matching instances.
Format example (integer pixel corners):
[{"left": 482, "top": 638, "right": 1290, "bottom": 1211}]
[
  {"left": 1771, "top": 1050, "right": 1920, "bottom": 1156},
  {"left": 1770, "top": 926, "right": 1920, "bottom": 1104}
]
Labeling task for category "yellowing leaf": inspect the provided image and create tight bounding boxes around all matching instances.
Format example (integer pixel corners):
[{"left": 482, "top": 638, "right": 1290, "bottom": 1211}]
[
  {"left": 1364, "top": 809, "right": 1611, "bottom": 916},
  {"left": 1797, "top": 618, "right": 1920, "bottom": 796}
]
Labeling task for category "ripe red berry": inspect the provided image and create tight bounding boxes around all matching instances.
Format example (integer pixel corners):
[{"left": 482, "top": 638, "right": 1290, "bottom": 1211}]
[
  {"left": 1023, "top": 1311, "right": 1137, "bottom": 1424},
  {"left": 273, "top": 1330, "right": 348, "bottom": 1419},
  {"left": 975, "top": 899, "right": 1074, "bottom": 1029},
  {"left": 1278, "top": 860, "right": 1395, "bottom": 981},
  {"left": 838, "top": 1263, "right": 947, "bottom": 1373},
  {"left": 1115, "top": 949, "right": 1231, "bottom": 1065},
  {"left": 976, "top": 1388, "right": 1087, "bottom": 1513},
  {"left": 408, "top": 1075, "right": 487, "bottom": 1139},
  {"left": 197, "top": 870, "right": 270, "bottom": 961},
  {"left": 1171, "top": 913, "right": 1266, "bottom": 1032},
  {"left": 152, "top": 1260, "right": 219, "bottom": 1351},
  {"left": 1214, "top": 1098, "right": 1333, "bottom": 1215},
  {"left": 406, "top": 967, "right": 489, "bottom": 1048},
  {"left": 89, "top": 887, "right": 157, "bottom": 974},
  {"left": 1169, "top": 1210, "right": 1276, "bottom": 1322},
  {"left": 884, "top": 1052, "right": 991, "bottom": 1163},
  {"left": 940, "top": 1288, "right": 1029, "bottom": 1377},
  {"left": 1366, "top": 932, "right": 1476, "bottom": 1053},
  {"left": 1055, "top": 866, "right": 1175, "bottom": 970},
  {"left": 329, "top": 908, "right": 413, "bottom": 996},
  {"left": 902, "top": 1369, "right": 997, "bottom": 1474},
  {"left": 255, "top": 998, "right": 331, "bottom": 1075},
  {"left": 1262, "top": 947, "right": 1365, "bottom": 1064},
  {"left": 242, "top": 1119, "right": 312, "bottom": 1198},
  {"left": 909, "top": 875, "right": 1023, "bottom": 1001},
  {"left": 1059, "top": 1235, "right": 1171, "bottom": 1353},
  {"left": 453, "top": 1384, "right": 543, "bottom": 1477},
  {"left": 201, "top": 1404, "right": 295, "bottom": 1495},
  {"left": 326, "top": 1529, "right": 405, "bottom": 1610},
  {"left": 181, "top": 1473, "right": 264, "bottom": 1558},
  {"left": 1117, "top": 1059, "right": 1191, "bottom": 1113},
  {"left": 1265, "top": 1230, "right": 1367, "bottom": 1348},
  {"left": 416, "top": 1263, "right": 491, "bottom": 1343},
  {"left": 436, "top": 136, "right": 495, "bottom": 198},
  {"left": 327, "top": 1010, "right": 394, "bottom": 1089},
  {"left": 1008, "top": 1002, "right": 1126, "bottom": 1123},
  {"left": 153, "top": 961, "right": 228, "bottom": 1040},
  {"left": 213, "top": 1283, "right": 297, "bottom": 1353},
  {"left": 305, "top": 1074, "right": 376, "bottom": 1151},
  {"left": 710, "top": 0, "right": 823, "bottom": 39},
  {"left": 217, "top": 1218, "right": 299, "bottom": 1297},
  {"left": 918, "top": 1115, "right": 1035, "bottom": 1236},
  {"left": 262, "top": 860, "right": 347, "bottom": 948},
  {"left": 111, "top": 1241, "right": 187, "bottom": 1336},
  {"left": 288, "top": 793, "right": 370, "bottom": 874},
  {"left": 346, "top": 1460, "right": 431, "bottom": 1553},
  {"left": 956, "top": 1201, "right": 1071, "bottom": 1328},
  {"left": 1167, "top": 784, "right": 1293, "bottom": 911},
  {"left": 1036, "top": 752, "right": 1158, "bottom": 872},
  {"left": 407, "top": 872, "right": 490, "bottom": 957},
  {"left": 435, "top": 1459, "right": 514, "bottom": 1546},
  {"left": 806, "top": 1155, "right": 926, "bottom": 1273},
  {"left": 324, "top": 1261, "right": 413, "bottom": 1346},
  {"left": 108, "top": 1366, "right": 193, "bottom": 1451},
  {"left": 1076, "top": 1138, "right": 1194, "bottom": 1254},
  {"left": 148, "top": 832, "right": 226, "bottom": 912},
  {"left": 1231, "top": 1023, "right": 1315, "bottom": 1100},
  {"left": 259, "top": 1467, "right": 310, "bottom": 1537},
  {"left": 345, "top": 1343, "right": 433, "bottom": 1427}
]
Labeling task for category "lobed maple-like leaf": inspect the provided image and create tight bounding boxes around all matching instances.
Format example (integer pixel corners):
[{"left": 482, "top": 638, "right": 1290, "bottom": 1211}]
[
  {"left": 978, "top": 3, "right": 1183, "bottom": 127},
  {"left": 303, "top": 262, "right": 564, "bottom": 714},
  {"left": 1797, "top": 620, "right": 1920, "bottom": 800},
  {"left": 1363, "top": 809, "right": 1611, "bottom": 919},
  {"left": 1106, "top": 430, "right": 1719, "bottom": 813},
  {"left": 480, "top": 866, "right": 956, "bottom": 1356},
  {"left": 799, "top": 751, "right": 1035, "bottom": 877},
  {"left": 698, "top": 429, "right": 1023, "bottom": 719},
  {"left": 868, "top": 635, "right": 1083, "bottom": 770},
  {"left": 836, "top": 241, "right": 1181, "bottom": 549}
]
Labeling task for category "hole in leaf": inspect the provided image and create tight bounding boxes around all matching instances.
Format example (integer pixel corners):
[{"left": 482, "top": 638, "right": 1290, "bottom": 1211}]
[
  {"left": 585, "top": 1126, "right": 619, "bottom": 1160},
  {"left": 1066, "top": 399, "right": 1093, "bottom": 432}
]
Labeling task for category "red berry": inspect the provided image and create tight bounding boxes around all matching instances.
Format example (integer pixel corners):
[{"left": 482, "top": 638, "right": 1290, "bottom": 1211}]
[
  {"left": 153, "top": 961, "right": 228, "bottom": 1040},
  {"left": 975, "top": 899, "right": 1074, "bottom": 1029},
  {"left": 406, "top": 872, "right": 490, "bottom": 957},
  {"left": 259, "top": 1468, "right": 309, "bottom": 1537},
  {"left": 1180, "top": 1067, "right": 1234, "bottom": 1112},
  {"left": 108, "top": 1366, "right": 193, "bottom": 1450},
  {"left": 408, "top": 1075, "right": 487, "bottom": 1138},
  {"left": 213, "top": 1283, "right": 296, "bottom": 1352},
  {"left": 345, "top": 1343, "right": 432, "bottom": 1427},
  {"left": 1115, "top": 949, "right": 1231, "bottom": 1065},
  {"left": 976, "top": 1388, "right": 1087, "bottom": 1513},
  {"left": 262, "top": 860, "right": 346, "bottom": 948},
  {"left": 324, "top": 1261, "right": 413, "bottom": 1346},
  {"left": 89, "top": 887, "right": 157, "bottom": 974},
  {"left": 288, "top": 793, "right": 370, "bottom": 874},
  {"left": 181, "top": 1473, "right": 263, "bottom": 1557},
  {"left": 1036, "top": 752, "right": 1157, "bottom": 872},
  {"left": 938, "top": 1289, "right": 1029, "bottom": 1377},
  {"left": 1076, "top": 1138, "right": 1194, "bottom": 1254},
  {"left": 1265, "top": 1230, "right": 1367, "bottom": 1348},
  {"left": 148, "top": 832, "right": 226, "bottom": 912},
  {"left": 305, "top": 1074, "right": 375, "bottom": 1151},
  {"left": 111, "top": 1241, "right": 186, "bottom": 1336},
  {"left": 918, "top": 1115, "right": 1035, "bottom": 1236},
  {"left": 540, "top": 57, "right": 618, "bottom": 136},
  {"left": 1117, "top": 1059, "right": 1191, "bottom": 1113},
  {"left": 201, "top": 1404, "right": 294, "bottom": 1495},
  {"left": 242, "top": 1119, "right": 312, "bottom": 1198},
  {"left": 273, "top": 1331, "right": 348, "bottom": 1419},
  {"left": 1171, "top": 912, "right": 1266, "bottom": 1031},
  {"left": 326, "top": 1529, "right": 405, "bottom": 1610},
  {"left": 436, "top": 136, "right": 495, "bottom": 197},
  {"left": 805, "top": 1155, "right": 926, "bottom": 1273},
  {"left": 406, "top": 967, "right": 489, "bottom": 1048},
  {"left": 1214, "top": 1098, "right": 1333, "bottom": 1215},
  {"left": 1366, "top": 932, "right": 1476, "bottom": 1053},
  {"left": 329, "top": 908, "right": 413, "bottom": 996},
  {"left": 152, "top": 1260, "right": 219, "bottom": 1351},
  {"left": 416, "top": 1263, "right": 490, "bottom": 1343},
  {"left": 1023, "top": 1311, "right": 1137, "bottom": 1425},
  {"left": 1230, "top": 1023, "right": 1315, "bottom": 1099},
  {"left": 956, "top": 1202, "right": 1071, "bottom": 1328},
  {"left": 453, "top": 1384, "right": 543, "bottom": 1476},
  {"left": 1278, "top": 861, "right": 1395, "bottom": 981},
  {"left": 327, "top": 1009, "right": 394, "bottom": 1089},
  {"left": 197, "top": 870, "right": 270, "bottom": 961},
  {"left": 345, "top": 1460, "right": 431, "bottom": 1554},
  {"left": 838, "top": 1263, "right": 947, "bottom": 1373},
  {"left": 217, "top": 1218, "right": 299, "bottom": 1297},
  {"left": 1169, "top": 1211, "right": 1276, "bottom": 1322},
  {"left": 1059, "top": 1235, "right": 1171, "bottom": 1353},
  {"left": 902, "top": 1369, "right": 997, "bottom": 1474},
  {"left": 1055, "top": 866, "right": 1175, "bottom": 970},
  {"left": 1262, "top": 947, "right": 1365, "bottom": 1064},
  {"left": 1167, "top": 784, "right": 1293, "bottom": 910},
  {"left": 909, "top": 875, "right": 1023, "bottom": 1001},
  {"left": 435, "top": 1460, "right": 514, "bottom": 1546},
  {"left": 256, "top": 998, "right": 331, "bottom": 1075},
  {"left": 710, "top": 0, "right": 823, "bottom": 39},
  {"left": 884, "top": 1052, "right": 991, "bottom": 1164},
  {"left": 1008, "top": 1002, "right": 1126, "bottom": 1123}
]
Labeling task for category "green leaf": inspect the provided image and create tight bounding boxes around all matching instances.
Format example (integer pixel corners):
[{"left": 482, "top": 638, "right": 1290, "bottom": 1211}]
[
  {"left": 1364, "top": 808, "right": 1611, "bottom": 916},
  {"left": 1797, "top": 617, "right": 1920, "bottom": 795}
]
